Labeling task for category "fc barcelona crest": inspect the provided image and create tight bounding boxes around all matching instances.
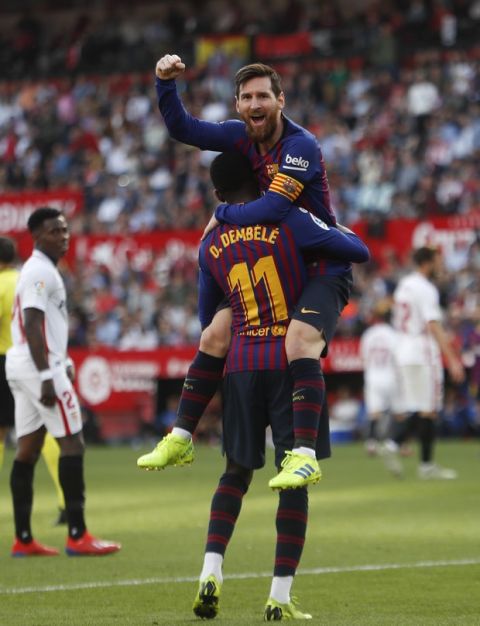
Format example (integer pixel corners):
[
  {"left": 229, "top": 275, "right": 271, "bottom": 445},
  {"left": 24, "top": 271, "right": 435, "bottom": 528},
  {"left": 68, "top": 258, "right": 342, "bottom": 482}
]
[
  {"left": 282, "top": 177, "right": 297, "bottom": 195},
  {"left": 266, "top": 163, "right": 279, "bottom": 180}
]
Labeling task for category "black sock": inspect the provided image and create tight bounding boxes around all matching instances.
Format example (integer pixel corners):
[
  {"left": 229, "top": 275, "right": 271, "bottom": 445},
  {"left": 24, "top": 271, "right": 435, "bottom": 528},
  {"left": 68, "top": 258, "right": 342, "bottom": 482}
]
[
  {"left": 418, "top": 417, "right": 436, "bottom": 463},
  {"left": 274, "top": 487, "right": 308, "bottom": 576},
  {"left": 205, "top": 473, "right": 248, "bottom": 556},
  {"left": 176, "top": 351, "right": 225, "bottom": 434},
  {"left": 59, "top": 455, "right": 86, "bottom": 539},
  {"left": 391, "top": 414, "right": 416, "bottom": 446},
  {"left": 367, "top": 420, "right": 377, "bottom": 440},
  {"left": 10, "top": 460, "right": 34, "bottom": 542},
  {"left": 289, "top": 358, "right": 325, "bottom": 449}
]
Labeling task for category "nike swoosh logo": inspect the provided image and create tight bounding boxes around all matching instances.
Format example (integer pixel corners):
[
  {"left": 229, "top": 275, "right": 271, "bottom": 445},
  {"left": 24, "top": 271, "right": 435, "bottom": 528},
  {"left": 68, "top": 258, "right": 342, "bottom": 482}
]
[{"left": 300, "top": 307, "right": 321, "bottom": 314}]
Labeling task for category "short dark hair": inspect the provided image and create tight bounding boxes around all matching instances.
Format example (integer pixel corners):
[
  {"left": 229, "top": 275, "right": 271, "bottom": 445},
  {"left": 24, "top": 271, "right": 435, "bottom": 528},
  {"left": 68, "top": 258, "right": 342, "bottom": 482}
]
[
  {"left": 27, "top": 207, "right": 62, "bottom": 233},
  {"left": 235, "top": 63, "right": 283, "bottom": 98},
  {"left": 0, "top": 236, "right": 16, "bottom": 264},
  {"left": 210, "top": 152, "right": 258, "bottom": 196},
  {"left": 412, "top": 246, "right": 439, "bottom": 266}
]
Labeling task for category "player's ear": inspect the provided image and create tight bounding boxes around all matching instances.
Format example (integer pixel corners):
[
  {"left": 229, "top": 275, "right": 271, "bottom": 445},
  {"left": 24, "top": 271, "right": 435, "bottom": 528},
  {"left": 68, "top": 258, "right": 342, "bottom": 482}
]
[
  {"left": 214, "top": 189, "right": 225, "bottom": 202},
  {"left": 235, "top": 96, "right": 240, "bottom": 113},
  {"left": 278, "top": 91, "right": 285, "bottom": 110}
]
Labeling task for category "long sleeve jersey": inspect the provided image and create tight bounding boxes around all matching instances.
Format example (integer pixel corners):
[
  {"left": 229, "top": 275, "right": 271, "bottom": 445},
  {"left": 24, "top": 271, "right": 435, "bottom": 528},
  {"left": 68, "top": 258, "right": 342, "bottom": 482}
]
[
  {"left": 156, "top": 78, "right": 350, "bottom": 278},
  {"left": 198, "top": 207, "right": 369, "bottom": 372}
]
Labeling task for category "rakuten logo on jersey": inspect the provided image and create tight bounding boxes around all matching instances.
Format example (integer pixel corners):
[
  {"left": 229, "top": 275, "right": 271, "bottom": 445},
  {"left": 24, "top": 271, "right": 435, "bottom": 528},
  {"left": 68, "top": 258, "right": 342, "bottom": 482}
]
[{"left": 284, "top": 154, "right": 309, "bottom": 171}]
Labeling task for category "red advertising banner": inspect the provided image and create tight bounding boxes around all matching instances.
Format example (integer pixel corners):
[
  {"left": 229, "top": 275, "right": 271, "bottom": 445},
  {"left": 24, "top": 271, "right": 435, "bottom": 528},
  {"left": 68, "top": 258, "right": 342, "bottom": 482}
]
[
  {"left": 71, "top": 231, "right": 201, "bottom": 275},
  {"left": 9, "top": 204, "right": 479, "bottom": 268},
  {"left": 62, "top": 212, "right": 480, "bottom": 278},
  {"left": 254, "top": 32, "right": 313, "bottom": 59},
  {"left": 68, "top": 211, "right": 480, "bottom": 270},
  {"left": 73, "top": 346, "right": 197, "bottom": 410},
  {"left": 71, "top": 339, "right": 361, "bottom": 410},
  {"left": 352, "top": 212, "right": 480, "bottom": 265},
  {"left": 0, "top": 189, "right": 84, "bottom": 234}
]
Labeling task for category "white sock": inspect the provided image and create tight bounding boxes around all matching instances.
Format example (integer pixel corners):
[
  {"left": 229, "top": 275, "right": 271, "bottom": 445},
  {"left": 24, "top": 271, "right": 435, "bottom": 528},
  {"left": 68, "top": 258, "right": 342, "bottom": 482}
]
[
  {"left": 384, "top": 439, "right": 399, "bottom": 453},
  {"left": 269, "top": 576, "right": 293, "bottom": 604},
  {"left": 171, "top": 427, "right": 192, "bottom": 440},
  {"left": 292, "top": 446, "right": 315, "bottom": 459},
  {"left": 199, "top": 552, "right": 223, "bottom": 583}
]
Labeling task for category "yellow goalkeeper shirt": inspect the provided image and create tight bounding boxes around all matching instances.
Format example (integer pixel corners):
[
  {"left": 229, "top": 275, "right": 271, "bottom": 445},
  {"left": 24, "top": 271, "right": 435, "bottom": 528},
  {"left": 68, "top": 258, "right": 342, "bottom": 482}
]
[{"left": 0, "top": 267, "right": 18, "bottom": 355}]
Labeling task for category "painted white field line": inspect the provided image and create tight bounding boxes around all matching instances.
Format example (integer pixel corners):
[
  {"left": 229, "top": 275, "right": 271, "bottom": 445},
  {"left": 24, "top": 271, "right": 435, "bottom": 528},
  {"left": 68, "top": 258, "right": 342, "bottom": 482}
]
[{"left": 1, "top": 558, "right": 479, "bottom": 595}]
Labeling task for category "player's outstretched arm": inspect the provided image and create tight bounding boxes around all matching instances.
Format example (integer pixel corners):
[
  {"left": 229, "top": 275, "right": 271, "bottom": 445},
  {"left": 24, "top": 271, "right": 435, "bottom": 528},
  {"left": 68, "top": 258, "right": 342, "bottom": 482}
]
[
  {"left": 156, "top": 54, "right": 186, "bottom": 80},
  {"left": 215, "top": 191, "right": 292, "bottom": 226},
  {"left": 286, "top": 209, "right": 370, "bottom": 264},
  {"left": 155, "top": 60, "right": 242, "bottom": 151}
]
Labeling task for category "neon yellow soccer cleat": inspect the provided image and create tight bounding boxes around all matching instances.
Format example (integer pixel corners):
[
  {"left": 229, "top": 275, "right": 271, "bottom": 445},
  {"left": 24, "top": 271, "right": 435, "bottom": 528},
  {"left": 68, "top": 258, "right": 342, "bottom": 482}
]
[
  {"left": 264, "top": 597, "right": 312, "bottom": 620},
  {"left": 268, "top": 451, "right": 321, "bottom": 490},
  {"left": 136, "top": 433, "right": 194, "bottom": 470},
  {"left": 192, "top": 574, "right": 221, "bottom": 619}
]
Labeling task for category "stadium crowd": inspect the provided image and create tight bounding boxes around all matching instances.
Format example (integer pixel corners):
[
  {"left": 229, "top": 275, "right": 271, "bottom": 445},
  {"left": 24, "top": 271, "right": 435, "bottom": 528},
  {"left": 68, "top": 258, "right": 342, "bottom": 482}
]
[{"left": 0, "top": 0, "right": 479, "bottom": 432}]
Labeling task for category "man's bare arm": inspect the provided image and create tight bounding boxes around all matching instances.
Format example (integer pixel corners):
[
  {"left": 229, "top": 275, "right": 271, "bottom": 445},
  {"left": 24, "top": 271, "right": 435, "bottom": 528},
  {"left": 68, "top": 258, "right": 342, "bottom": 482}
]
[
  {"left": 428, "top": 319, "right": 465, "bottom": 383},
  {"left": 24, "top": 308, "right": 56, "bottom": 406}
]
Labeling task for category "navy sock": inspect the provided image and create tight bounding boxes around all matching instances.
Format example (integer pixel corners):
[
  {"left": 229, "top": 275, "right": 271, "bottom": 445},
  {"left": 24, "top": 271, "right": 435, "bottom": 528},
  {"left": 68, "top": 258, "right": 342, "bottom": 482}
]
[
  {"left": 176, "top": 351, "right": 225, "bottom": 434},
  {"left": 289, "top": 358, "right": 325, "bottom": 449},
  {"left": 391, "top": 414, "right": 416, "bottom": 446},
  {"left": 10, "top": 460, "right": 34, "bottom": 542},
  {"left": 418, "top": 417, "right": 435, "bottom": 463},
  {"left": 274, "top": 488, "right": 308, "bottom": 576},
  {"left": 205, "top": 473, "right": 248, "bottom": 556},
  {"left": 59, "top": 455, "right": 86, "bottom": 539}
]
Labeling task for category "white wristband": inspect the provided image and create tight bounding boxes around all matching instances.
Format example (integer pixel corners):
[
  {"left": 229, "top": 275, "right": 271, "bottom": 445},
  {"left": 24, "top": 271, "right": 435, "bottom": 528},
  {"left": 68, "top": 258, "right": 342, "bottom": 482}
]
[{"left": 39, "top": 369, "right": 53, "bottom": 382}]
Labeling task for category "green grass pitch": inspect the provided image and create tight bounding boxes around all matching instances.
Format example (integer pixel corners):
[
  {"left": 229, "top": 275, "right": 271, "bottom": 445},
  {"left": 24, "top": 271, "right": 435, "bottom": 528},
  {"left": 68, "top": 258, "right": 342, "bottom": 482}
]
[{"left": 0, "top": 440, "right": 479, "bottom": 625}]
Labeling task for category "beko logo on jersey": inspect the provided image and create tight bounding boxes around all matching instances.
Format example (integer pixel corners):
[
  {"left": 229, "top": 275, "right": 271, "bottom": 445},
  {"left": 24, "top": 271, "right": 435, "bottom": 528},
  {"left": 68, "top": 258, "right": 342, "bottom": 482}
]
[{"left": 284, "top": 154, "right": 309, "bottom": 170}]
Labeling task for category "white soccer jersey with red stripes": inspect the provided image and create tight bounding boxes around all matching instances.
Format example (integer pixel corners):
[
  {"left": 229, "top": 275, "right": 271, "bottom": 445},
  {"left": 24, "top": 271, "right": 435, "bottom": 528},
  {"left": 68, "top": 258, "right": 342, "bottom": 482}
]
[
  {"left": 360, "top": 322, "right": 399, "bottom": 385},
  {"left": 393, "top": 271, "right": 442, "bottom": 366},
  {"left": 7, "top": 249, "right": 69, "bottom": 379}
]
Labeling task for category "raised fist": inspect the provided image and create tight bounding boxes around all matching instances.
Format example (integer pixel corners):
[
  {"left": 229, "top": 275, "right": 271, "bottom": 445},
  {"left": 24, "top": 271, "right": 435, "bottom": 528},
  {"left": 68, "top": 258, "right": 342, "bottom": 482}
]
[{"left": 156, "top": 54, "right": 186, "bottom": 80}]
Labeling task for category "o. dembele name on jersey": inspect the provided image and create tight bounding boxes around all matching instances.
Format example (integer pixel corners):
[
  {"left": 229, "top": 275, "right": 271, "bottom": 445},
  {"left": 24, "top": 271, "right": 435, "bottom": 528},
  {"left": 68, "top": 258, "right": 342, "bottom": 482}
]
[{"left": 209, "top": 225, "right": 280, "bottom": 258}]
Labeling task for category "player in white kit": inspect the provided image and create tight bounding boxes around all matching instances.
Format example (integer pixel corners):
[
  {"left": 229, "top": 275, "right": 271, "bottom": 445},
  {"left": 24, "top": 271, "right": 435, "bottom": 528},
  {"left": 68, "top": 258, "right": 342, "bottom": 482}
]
[
  {"left": 382, "top": 247, "right": 465, "bottom": 479},
  {"left": 359, "top": 300, "right": 404, "bottom": 455},
  {"left": 6, "top": 207, "right": 121, "bottom": 556}
]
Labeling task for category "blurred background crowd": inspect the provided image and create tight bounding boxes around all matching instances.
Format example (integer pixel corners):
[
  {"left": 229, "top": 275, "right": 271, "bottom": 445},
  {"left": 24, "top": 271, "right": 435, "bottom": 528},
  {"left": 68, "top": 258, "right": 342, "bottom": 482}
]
[{"left": 1, "top": 0, "right": 479, "bottom": 436}]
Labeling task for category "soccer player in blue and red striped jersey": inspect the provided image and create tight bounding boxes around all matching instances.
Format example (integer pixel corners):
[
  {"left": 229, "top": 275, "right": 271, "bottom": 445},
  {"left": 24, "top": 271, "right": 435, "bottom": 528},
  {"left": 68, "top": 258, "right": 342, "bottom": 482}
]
[
  {"left": 184, "top": 151, "right": 368, "bottom": 620},
  {"left": 148, "top": 54, "right": 358, "bottom": 475},
  {"left": 198, "top": 164, "right": 368, "bottom": 377}
]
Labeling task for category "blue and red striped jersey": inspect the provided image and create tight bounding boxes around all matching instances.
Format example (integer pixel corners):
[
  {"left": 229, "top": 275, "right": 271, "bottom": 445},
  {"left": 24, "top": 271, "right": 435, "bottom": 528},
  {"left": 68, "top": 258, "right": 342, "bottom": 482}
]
[
  {"left": 156, "top": 78, "right": 345, "bottom": 278},
  {"left": 200, "top": 223, "right": 303, "bottom": 372},
  {"left": 198, "top": 208, "right": 369, "bottom": 373}
]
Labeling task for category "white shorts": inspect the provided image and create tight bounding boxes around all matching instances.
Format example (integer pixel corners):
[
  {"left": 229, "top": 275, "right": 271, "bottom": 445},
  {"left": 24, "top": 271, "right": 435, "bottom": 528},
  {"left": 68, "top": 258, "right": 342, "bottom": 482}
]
[
  {"left": 8, "top": 370, "right": 83, "bottom": 438},
  {"left": 397, "top": 362, "right": 443, "bottom": 414},
  {"left": 364, "top": 378, "right": 404, "bottom": 415}
]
